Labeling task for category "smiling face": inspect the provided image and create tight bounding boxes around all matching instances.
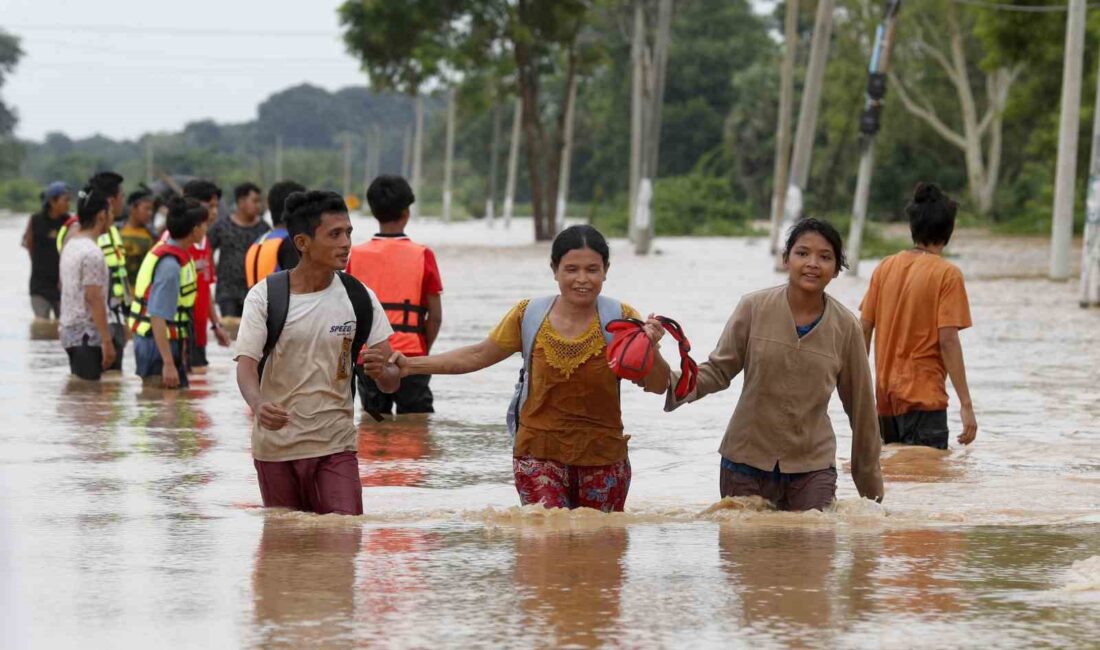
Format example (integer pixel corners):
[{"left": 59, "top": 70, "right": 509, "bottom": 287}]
[
  {"left": 296, "top": 211, "right": 353, "bottom": 271},
  {"left": 552, "top": 247, "right": 607, "bottom": 308},
  {"left": 784, "top": 231, "right": 839, "bottom": 293}
]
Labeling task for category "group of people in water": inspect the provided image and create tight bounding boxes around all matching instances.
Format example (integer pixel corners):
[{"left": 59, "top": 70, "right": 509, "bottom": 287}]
[{"left": 25, "top": 170, "right": 976, "bottom": 517}]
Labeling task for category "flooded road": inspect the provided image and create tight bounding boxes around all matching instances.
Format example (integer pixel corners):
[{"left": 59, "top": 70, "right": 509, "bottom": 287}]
[{"left": 1, "top": 216, "right": 1097, "bottom": 648}]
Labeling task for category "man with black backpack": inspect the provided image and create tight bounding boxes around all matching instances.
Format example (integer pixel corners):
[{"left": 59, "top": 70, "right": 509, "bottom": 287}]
[{"left": 234, "top": 190, "right": 399, "bottom": 515}]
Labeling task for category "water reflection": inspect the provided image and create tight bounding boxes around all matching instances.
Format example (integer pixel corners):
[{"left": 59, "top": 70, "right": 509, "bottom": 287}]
[
  {"left": 251, "top": 514, "right": 363, "bottom": 648},
  {"left": 878, "top": 529, "right": 964, "bottom": 615},
  {"left": 131, "top": 388, "right": 213, "bottom": 459},
  {"left": 718, "top": 526, "right": 836, "bottom": 636},
  {"left": 357, "top": 415, "right": 435, "bottom": 488},
  {"left": 513, "top": 528, "right": 628, "bottom": 647}
]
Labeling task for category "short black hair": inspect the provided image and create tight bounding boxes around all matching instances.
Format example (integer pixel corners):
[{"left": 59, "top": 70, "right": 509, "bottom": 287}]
[
  {"left": 366, "top": 175, "right": 415, "bottom": 223},
  {"left": 127, "top": 189, "right": 153, "bottom": 206},
  {"left": 182, "top": 179, "right": 222, "bottom": 203},
  {"left": 165, "top": 196, "right": 208, "bottom": 240},
  {"left": 76, "top": 185, "right": 111, "bottom": 228},
  {"left": 284, "top": 190, "right": 348, "bottom": 241},
  {"left": 906, "top": 182, "right": 957, "bottom": 246},
  {"left": 88, "top": 171, "right": 124, "bottom": 198},
  {"left": 783, "top": 217, "right": 848, "bottom": 270},
  {"left": 234, "top": 181, "right": 262, "bottom": 202},
  {"left": 551, "top": 225, "right": 611, "bottom": 269},
  {"left": 267, "top": 179, "right": 306, "bottom": 225}
]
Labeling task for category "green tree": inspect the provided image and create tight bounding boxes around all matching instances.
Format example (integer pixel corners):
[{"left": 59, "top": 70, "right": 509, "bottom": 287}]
[
  {"left": 339, "top": 0, "right": 600, "bottom": 240},
  {"left": 0, "top": 30, "right": 24, "bottom": 178}
]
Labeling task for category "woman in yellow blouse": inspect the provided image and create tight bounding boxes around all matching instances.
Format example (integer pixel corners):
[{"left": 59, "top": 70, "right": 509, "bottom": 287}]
[{"left": 369, "top": 225, "right": 669, "bottom": 511}]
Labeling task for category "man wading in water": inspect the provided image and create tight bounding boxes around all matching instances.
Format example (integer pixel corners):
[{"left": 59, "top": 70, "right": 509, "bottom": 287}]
[{"left": 234, "top": 191, "right": 398, "bottom": 515}]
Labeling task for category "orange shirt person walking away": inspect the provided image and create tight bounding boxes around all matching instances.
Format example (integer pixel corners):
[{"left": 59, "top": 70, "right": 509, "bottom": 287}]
[
  {"left": 860, "top": 183, "right": 977, "bottom": 449},
  {"left": 346, "top": 175, "right": 443, "bottom": 415}
]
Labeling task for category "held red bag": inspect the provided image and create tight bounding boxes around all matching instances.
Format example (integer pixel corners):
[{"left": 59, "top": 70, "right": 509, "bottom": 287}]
[
  {"left": 605, "top": 318, "right": 656, "bottom": 381},
  {"left": 604, "top": 316, "right": 698, "bottom": 400}
]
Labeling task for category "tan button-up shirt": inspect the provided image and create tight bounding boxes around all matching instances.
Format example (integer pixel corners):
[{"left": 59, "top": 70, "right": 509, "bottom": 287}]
[{"left": 668, "top": 285, "right": 883, "bottom": 500}]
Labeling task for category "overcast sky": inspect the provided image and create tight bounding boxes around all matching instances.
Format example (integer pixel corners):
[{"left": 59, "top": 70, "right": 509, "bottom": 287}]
[{"left": 2, "top": 0, "right": 778, "bottom": 143}]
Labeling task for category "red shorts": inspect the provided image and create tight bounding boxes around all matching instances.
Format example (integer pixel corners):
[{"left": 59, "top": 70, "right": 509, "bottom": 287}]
[
  {"left": 512, "top": 455, "right": 631, "bottom": 512},
  {"left": 253, "top": 450, "right": 363, "bottom": 515}
]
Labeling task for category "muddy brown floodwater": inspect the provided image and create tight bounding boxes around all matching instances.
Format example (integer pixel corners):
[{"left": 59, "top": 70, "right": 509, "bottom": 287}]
[{"left": 1, "top": 216, "right": 1097, "bottom": 648}]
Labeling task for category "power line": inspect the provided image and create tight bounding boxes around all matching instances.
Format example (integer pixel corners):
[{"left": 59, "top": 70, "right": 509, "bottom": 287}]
[
  {"left": 24, "top": 37, "right": 355, "bottom": 65},
  {"left": 954, "top": 0, "right": 1100, "bottom": 11},
  {"left": 3, "top": 24, "right": 337, "bottom": 37}
]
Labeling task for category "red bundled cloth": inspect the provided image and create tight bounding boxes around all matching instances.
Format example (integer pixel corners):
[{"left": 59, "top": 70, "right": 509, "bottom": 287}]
[{"left": 605, "top": 316, "right": 698, "bottom": 400}]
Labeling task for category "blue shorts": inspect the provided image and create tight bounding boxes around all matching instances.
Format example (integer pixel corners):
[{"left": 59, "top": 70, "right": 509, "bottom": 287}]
[{"left": 133, "top": 335, "right": 189, "bottom": 387}]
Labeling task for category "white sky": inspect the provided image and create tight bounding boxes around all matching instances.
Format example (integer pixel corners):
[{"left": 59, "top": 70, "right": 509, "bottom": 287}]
[{"left": 2, "top": 0, "right": 778, "bottom": 143}]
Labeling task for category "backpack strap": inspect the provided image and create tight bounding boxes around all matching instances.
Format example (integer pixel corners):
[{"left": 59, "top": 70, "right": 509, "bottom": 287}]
[
  {"left": 336, "top": 271, "right": 384, "bottom": 423},
  {"left": 596, "top": 295, "right": 621, "bottom": 346},
  {"left": 259, "top": 270, "right": 290, "bottom": 379},
  {"left": 507, "top": 296, "right": 556, "bottom": 439}
]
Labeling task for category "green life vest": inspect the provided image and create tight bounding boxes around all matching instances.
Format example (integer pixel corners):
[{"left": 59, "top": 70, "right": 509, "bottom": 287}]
[
  {"left": 128, "top": 241, "right": 198, "bottom": 340},
  {"left": 98, "top": 225, "right": 132, "bottom": 308}
]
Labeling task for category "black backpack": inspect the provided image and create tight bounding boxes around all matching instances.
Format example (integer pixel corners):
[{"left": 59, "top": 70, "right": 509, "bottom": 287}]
[{"left": 259, "top": 270, "right": 384, "bottom": 422}]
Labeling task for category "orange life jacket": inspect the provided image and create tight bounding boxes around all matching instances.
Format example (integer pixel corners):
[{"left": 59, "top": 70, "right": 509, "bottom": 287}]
[
  {"left": 245, "top": 228, "right": 289, "bottom": 289},
  {"left": 346, "top": 237, "right": 428, "bottom": 356}
]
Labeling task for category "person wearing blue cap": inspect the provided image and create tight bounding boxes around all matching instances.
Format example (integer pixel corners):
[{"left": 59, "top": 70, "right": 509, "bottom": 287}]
[{"left": 21, "top": 181, "right": 71, "bottom": 319}]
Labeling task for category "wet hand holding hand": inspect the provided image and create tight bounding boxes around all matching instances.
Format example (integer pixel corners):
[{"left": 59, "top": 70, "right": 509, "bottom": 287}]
[
  {"left": 256, "top": 402, "right": 290, "bottom": 430},
  {"left": 360, "top": 348, "right": 405, "bottom": 379}
]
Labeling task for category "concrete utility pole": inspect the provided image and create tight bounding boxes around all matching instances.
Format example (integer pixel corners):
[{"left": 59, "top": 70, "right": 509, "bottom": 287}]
[
  {"left": 1051, "top": 0, "right": 1087, "bottom": 281},
  {"left": 443, "top": 88, "right": 456, "bottom": 222},
  {"left": 402, "top": 127, "right": 412, "bottom": 178},
  {"left": 768, "top": 0, "right": 799, "bottom": 256},
  {"left": 487, "top": 103, "right": 503, "bottom": 226},
  {"left": 411, "top": 94, "right": 424, "bottom": 219},
  {"left": 628, "top": 0, "right": 645, "bottom": 241},
  {"left": 848, "top": 0, "right": 903, "bottom": 276},
  {"left": 362, "top": 130, "right": 372, "bottom": 206},
  {"left": 630, "top": 0, "right": 673, "bottom": 256},
  {"left": 555, "top": 73, "right": 579, "bottom": 234},
  {"left": 1080, "top": 46, "right": 1100, "bottom": 306},
  {"left": 274, "top": 134, "right": 283, "bottom": 181},
  {"left": 777, "top": 0, "right": 834, "bottom": 268},
  {"left": 341, "top": 135, "right": 352, "bottom": 201},
  {"left": 503, "top": 97, "right": 523, "bottom": 229},
  {"left": 145, "top": 138, "right": 154, "bottom": 185}
]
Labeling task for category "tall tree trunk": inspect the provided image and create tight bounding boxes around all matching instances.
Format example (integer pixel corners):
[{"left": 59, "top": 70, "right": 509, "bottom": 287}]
[{"left": 511, "top": 8, "right": 580, "bottom": 242}]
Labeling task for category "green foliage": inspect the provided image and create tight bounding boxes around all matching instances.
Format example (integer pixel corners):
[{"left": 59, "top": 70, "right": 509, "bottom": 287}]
[
  {"left": 652, "top": 173, "right": 757, "bottom": 236},
  {"left": 0, "top": 178, "right": 40, "bottom": 212},
  {"left": 0, "top": 29, "right": 23, "bottom": 136}
]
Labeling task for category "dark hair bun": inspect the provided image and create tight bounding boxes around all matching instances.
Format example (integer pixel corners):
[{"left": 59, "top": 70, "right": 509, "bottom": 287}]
[{"left": 913, "top": 182, "right": 944, "bottom": 204}]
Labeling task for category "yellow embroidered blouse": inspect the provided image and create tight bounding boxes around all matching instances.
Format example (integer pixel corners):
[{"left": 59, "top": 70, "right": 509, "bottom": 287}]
[{"left": 489, "top": 299, "right": 641, "bottom": 466}]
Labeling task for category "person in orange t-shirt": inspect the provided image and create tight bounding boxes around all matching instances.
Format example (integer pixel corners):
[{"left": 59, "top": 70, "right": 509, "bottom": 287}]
[{"left": 860, "top": 183, "right": 977, "bottom": 449}]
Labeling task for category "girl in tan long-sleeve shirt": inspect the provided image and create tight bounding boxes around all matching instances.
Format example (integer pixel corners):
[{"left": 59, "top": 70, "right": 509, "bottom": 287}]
[{"left": 664, "top": 219, "right": 884, "bottom": 511}]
